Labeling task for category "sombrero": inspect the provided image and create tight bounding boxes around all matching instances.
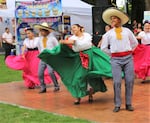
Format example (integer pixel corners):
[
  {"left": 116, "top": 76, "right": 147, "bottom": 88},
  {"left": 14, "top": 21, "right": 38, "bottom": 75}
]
[
  {"left": 102, "top": 7, "right": 129, "bottom": 25},
  {"left": 34, "top": 22, "right": 53, "bottom": 31}
]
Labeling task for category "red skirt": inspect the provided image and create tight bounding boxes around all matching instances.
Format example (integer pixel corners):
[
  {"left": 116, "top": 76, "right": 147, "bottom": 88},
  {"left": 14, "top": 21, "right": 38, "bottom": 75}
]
[
  {"left": 133, "top": 44, "right": 150, "bottom": 80},
  {"left": 5, "top": 50, "right": 60, "bottom": 88}
]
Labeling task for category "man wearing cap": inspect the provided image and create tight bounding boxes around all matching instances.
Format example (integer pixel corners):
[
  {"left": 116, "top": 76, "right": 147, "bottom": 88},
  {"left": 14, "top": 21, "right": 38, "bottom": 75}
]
[
  {"left": 101, "top": 7, "right": 138, "bottom": 112},
  {"left": 34, "top": 22, "right": 60, "bottom": 93}
]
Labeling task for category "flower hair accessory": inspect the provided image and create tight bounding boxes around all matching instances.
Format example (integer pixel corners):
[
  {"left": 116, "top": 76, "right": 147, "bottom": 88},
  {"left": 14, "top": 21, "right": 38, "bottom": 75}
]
[{"left": 24, "top": 27, "right": 34, "bottom": 32}]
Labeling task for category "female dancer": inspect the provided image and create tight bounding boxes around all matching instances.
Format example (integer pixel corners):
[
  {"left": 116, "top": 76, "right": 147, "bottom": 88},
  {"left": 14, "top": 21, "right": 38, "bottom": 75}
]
[
  {"left": 133, "top": 21, "right": 150, "bottom": 81},
  {"left": 38, "top": 24, "right": 112, "bottom": 104},
  {"left": 5, "top": 27, "right": 60, "bottom": 89}
]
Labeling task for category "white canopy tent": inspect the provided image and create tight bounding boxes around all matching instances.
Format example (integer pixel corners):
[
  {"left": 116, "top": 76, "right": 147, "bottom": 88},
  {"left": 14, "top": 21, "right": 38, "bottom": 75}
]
[
  {"left": 62, "top": 0, "right": 93, "bottom": 33},
  {"left": 0, "top": 0, "right": 93, "bottom": 33}
]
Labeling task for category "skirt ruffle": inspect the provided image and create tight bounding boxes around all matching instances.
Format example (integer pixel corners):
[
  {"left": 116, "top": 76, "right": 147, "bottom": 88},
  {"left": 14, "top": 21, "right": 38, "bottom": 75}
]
[
  {"left": 5, "top": 50, "right": 60, "bottom": 88},
  {"left": 133, "top": 44, "right": 150, "bottom": 80},
  {"left": 38, "top": 44, "right": 112, "bottom": 98}
]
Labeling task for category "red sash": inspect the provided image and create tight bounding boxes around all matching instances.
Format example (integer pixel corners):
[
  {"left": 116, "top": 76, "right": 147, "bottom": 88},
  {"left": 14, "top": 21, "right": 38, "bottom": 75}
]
[{"left": 111, "top": 51, "right": 132, "bottom": 57}]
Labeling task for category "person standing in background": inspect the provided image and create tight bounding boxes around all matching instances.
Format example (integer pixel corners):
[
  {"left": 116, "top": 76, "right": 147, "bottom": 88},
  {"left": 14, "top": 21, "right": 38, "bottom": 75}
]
[
  {"left": 101, "top": 7, "right": 138, "bottom": 112},
  {"left": 97, "top": 24, "right": 112, "bottom": 48},
  {"left": 2, "top": 27, "right": 13, "bottom": 59}
]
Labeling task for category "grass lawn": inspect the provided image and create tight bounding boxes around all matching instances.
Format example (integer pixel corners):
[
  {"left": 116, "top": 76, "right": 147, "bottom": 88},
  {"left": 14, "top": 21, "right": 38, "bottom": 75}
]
[
  {"left": 0, "top": 55, "right": 22, "bottom": 83},
  {"left": 0, "top": 103, "right": 92, "bottom": 123},
  {"left": 0, "top": 54, "right": 93, "bottom": 123}
]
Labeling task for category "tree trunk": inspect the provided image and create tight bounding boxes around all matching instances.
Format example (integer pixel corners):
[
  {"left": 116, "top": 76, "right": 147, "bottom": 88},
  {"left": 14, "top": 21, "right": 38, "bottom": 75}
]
[
  {"left": 95, "top": 0, "right": 109, "bottom": 6},
  {"left": 145, "top": 0, "right": 150, "bottom": 11},
  {"left": 131, "top": 0, "right": 145, "bottom": 23}
]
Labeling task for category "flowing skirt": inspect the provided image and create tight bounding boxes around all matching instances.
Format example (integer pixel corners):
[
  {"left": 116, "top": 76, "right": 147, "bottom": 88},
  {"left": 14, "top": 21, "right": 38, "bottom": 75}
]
[
  {"left": 133, "top": 44, "right": 150, "bottom": 80},
  {"left": 38, "top": 44, "right": 112, "bottom": 98},
  {"left": 5, "top": 50, "right": 60, "bottom": 88}
]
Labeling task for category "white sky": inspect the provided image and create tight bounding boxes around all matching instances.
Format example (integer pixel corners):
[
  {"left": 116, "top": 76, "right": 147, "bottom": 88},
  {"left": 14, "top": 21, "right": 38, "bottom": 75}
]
[{"left": 116, "top": 0, "right": 125, "bottom": 8}]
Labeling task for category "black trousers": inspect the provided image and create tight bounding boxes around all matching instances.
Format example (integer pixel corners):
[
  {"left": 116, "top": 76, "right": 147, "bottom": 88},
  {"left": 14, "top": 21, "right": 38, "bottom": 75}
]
[{"left": 3, "top": 43, "right": 15, "bottom": 59}]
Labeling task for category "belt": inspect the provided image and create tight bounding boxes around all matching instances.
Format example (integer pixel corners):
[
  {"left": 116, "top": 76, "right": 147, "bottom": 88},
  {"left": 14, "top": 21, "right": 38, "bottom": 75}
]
[
  {"left": 146, "top": 44, "right": 150, "bottom": 46},
  {"left": 27, "top": 48, "right": 38, "bottom": 51},
  {"left": 111, "top": 51, "right": 132, "bottom": 57}
]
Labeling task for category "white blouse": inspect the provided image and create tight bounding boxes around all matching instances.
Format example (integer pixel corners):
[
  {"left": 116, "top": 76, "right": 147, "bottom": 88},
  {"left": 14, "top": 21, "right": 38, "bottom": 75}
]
[
  {"left": 23, "top": 37, "right": 39, "bottom": 49},
  {"left": 69, "top": 32, "right": 92, "bottom": 52},
  {"left": 138, "top": 31, "right": 150, "bottom": 45}
]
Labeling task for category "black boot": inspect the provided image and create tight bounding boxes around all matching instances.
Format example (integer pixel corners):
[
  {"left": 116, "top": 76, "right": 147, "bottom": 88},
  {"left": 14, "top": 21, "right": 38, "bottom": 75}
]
[
  {"left": 113, "top": 107, "right": 120, "bottom": 112},
  {"left": 126, "top": 105, "right": 134, "bottom": 111},
  {"left": 39, "top": 88, "right": 46, "bottom": 93}
]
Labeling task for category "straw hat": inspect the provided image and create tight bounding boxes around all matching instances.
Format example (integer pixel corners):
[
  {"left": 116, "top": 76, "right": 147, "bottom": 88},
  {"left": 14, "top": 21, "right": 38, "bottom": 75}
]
[
  {"left": 102, "top": 7, "right": 129, "bottom": 25},
  {"left": 34, "top": 22, "right": 53, "bottom": 31}
]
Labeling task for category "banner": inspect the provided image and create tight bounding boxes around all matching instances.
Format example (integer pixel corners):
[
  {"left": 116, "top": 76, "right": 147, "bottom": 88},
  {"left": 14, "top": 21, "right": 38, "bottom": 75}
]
[
  {"left": 0, "top": 0, "right": 7, "bottom": 9},
  {"left": 15, "top": 0, "right": 63, "bottom": 54},
  {"left": 63, "top": 15, "right": 71, "bottom": 39},
  {"left": 144, "top": 11, "right": 150, "bottom": 22},
  {"left": 15, "top": 0, "right": 62, "bottom": 18},
  {"left": 16, "top": 17, "right": 62, "bottom": 42}
]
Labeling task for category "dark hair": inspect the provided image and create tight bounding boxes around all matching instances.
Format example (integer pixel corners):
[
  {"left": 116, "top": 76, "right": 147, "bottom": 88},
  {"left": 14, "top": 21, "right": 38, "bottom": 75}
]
[
  {"left": 73, "top": 24, "right": 84, "bottom": 31},
  {"left": 5, "top": 27, "right": 9, "bottom": 31},
  {"left": 24, "top": 27, "right": 34, "bottom": 32},
  {"left": 143, "top": 20, "right": 150, "bottom": 25}
]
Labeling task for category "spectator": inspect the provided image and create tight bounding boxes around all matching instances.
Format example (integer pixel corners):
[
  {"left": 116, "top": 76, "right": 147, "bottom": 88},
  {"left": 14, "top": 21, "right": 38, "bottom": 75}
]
[{"left": 2, "top": 27, "right": 13, "bottom": 59}]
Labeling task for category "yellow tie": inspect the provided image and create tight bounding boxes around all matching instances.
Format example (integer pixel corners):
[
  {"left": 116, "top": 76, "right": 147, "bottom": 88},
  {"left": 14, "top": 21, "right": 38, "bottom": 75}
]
[
  {"left": 42, "top": 37, "right": 47, "bottom": 48},
  {"left": 115, "top": 27, "right": 122, "bottom": 40}
]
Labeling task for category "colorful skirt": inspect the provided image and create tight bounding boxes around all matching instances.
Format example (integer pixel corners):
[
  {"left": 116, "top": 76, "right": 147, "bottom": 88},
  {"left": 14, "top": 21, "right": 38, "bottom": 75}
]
[
  {"left": 5, "top": 50, "right": 60, "bottom": 88},
  {"left": 133, "top": 44, "right": 150, "bottom": 80},
  {"left": 38, "top": 44, "right": 112, "bottom": 98}
]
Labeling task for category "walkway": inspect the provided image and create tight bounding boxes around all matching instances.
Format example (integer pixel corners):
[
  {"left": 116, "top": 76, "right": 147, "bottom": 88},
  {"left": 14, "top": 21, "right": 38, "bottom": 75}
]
[{"left": 0, "top": 78, "right": 149, "bottom": 123}]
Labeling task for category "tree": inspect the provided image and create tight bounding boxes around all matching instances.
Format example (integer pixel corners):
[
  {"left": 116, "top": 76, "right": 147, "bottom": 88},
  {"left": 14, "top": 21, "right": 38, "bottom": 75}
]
[
  {"left": 145, "top": 0, "right": 150, "bottom": 11},
  {"left": 81, "top": 0, "right": 114, "bottom": 46},
  {"left": 131, "top": 0, "right": 145, "bottom": 23},
  {"left": 81, "top": 0, "right": 146, "bottom": 24}
]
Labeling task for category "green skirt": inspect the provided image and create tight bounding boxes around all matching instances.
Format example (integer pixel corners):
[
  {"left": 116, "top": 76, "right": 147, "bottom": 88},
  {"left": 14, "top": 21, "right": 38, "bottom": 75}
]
[{"left": 38, "top": 44, "right": 112, "bottom": 98}]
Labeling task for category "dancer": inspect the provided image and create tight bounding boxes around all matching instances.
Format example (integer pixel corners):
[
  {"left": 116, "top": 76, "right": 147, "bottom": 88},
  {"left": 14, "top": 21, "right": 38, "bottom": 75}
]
[
  {"left": 34, "top": 22, "right": 60, "bottom": 93},
  {"left": 133, "top": 21, "right": 150, "bottom": 81},
  {"left": 38, "top": 24, "right": 113, "bottom": 104},
  {"left": 5, "top": 27, "right": 60, "bottom": 89},
  {"left": 101, "top": 7, "right": 138, "bottom": 112}
]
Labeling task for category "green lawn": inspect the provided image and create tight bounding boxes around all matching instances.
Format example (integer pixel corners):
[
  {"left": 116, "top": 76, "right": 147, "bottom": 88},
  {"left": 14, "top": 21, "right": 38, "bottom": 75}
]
[
  {"left": 0, "top": 103, "right": 92, "bottom": 123},
  {"left": 0, "top": 54, "right": 93, "bottom": 123},
  {"left": 0, "top": 55, "right": 22, "bottom": 83}
]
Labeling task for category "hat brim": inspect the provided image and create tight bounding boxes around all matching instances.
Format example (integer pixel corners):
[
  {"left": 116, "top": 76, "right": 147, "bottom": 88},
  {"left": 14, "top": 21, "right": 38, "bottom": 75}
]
[
  {"left": 34, "top": 24, "right": 53, "bottom": 31},
  {"left": 102, "top": 7, "right": 129, "bottom": 25}
]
